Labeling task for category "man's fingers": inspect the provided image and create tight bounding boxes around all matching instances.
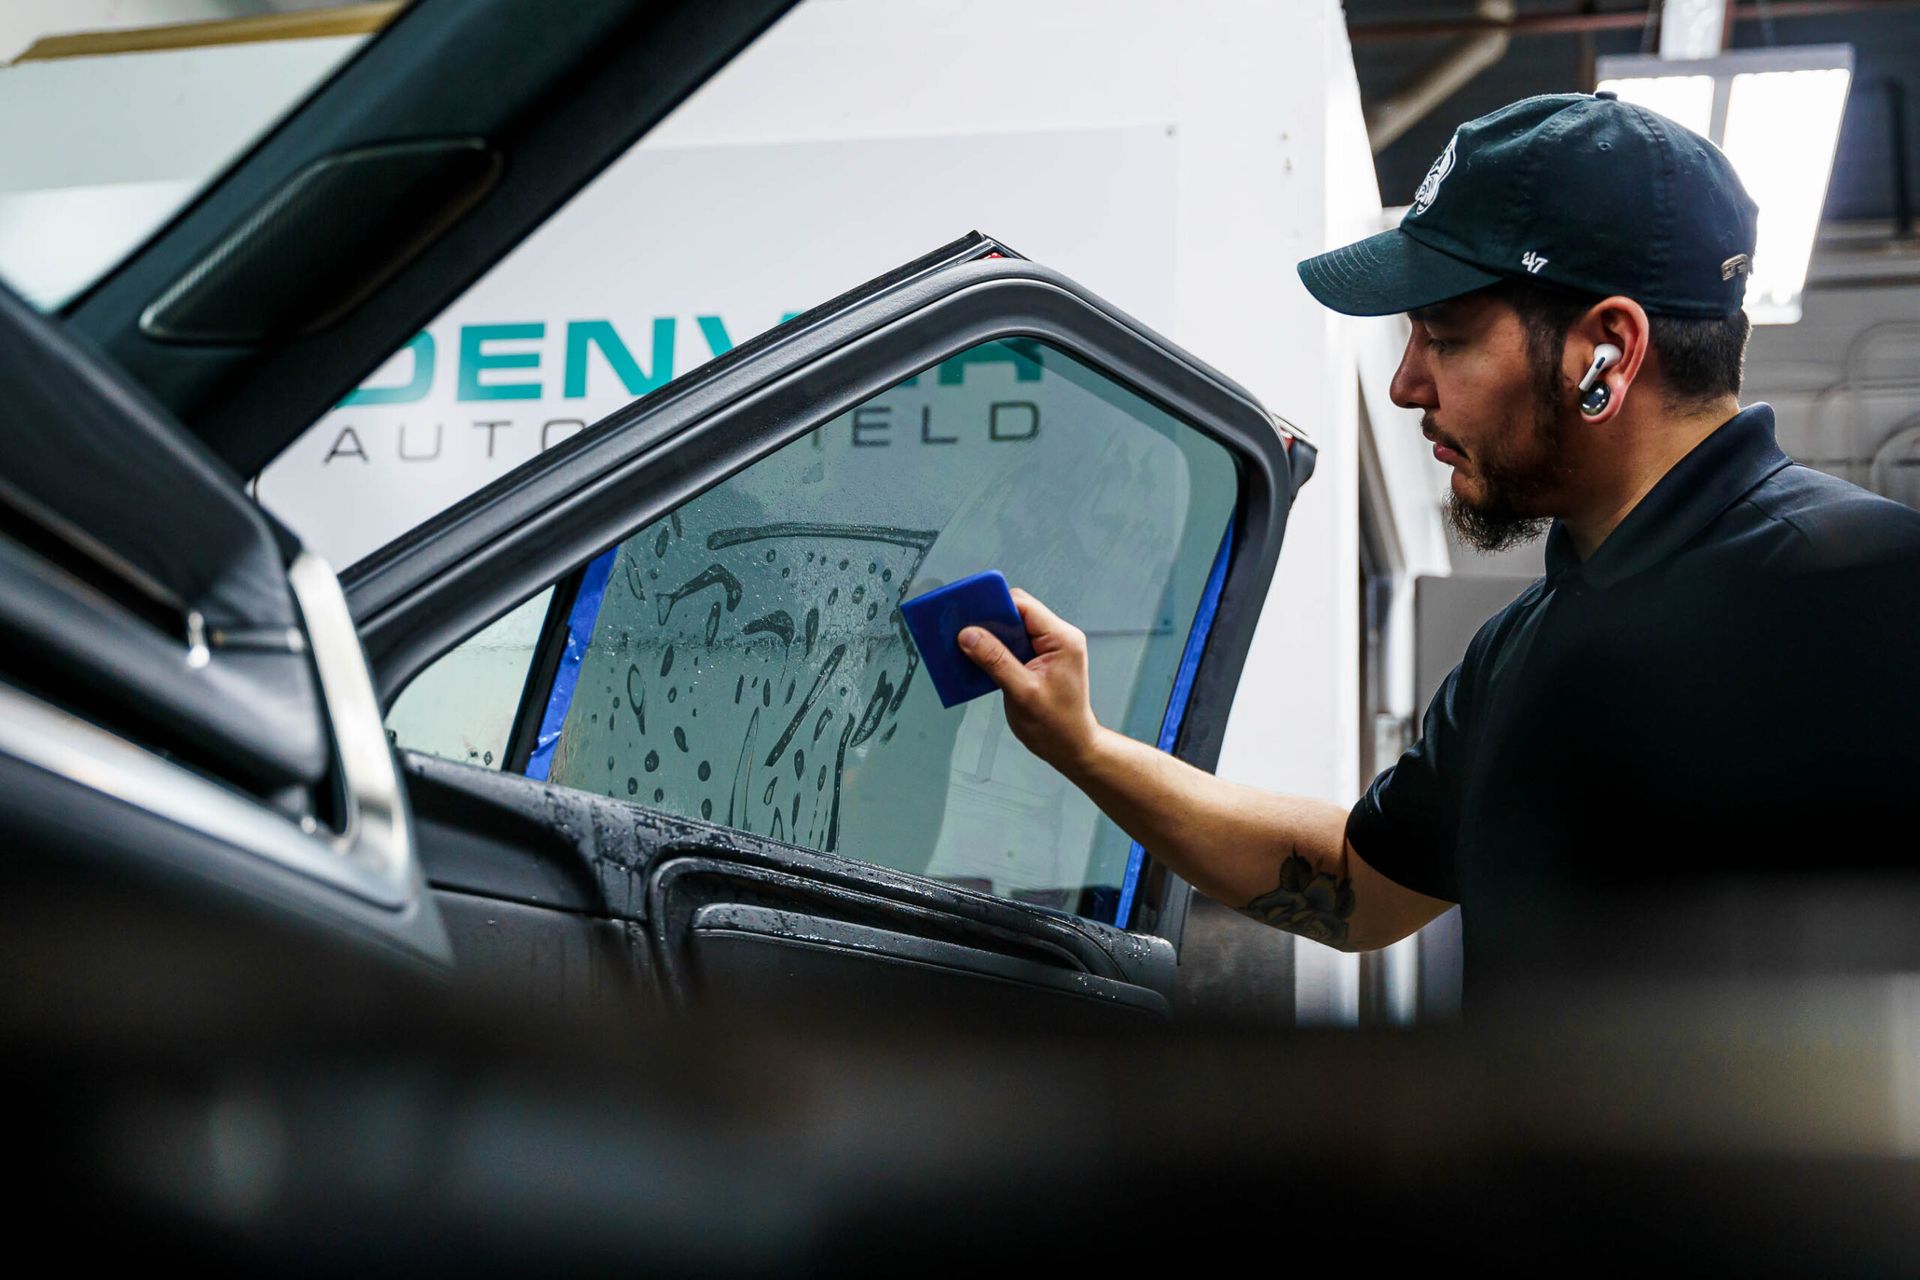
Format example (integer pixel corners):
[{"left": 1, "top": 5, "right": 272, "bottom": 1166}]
[
  {"left": 1006, "top": 587, "right": 1077, "bottom": 652},
  {"left": 957, "top": 626, "right": 1032, "bottom": 693}
]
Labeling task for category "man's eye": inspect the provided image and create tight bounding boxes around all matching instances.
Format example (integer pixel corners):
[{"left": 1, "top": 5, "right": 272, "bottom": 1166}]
[{"left": 1426, "top": 335, "right": 1456, "bottom": 353}]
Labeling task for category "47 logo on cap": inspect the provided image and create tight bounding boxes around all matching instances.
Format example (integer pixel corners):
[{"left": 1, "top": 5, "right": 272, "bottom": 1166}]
[
  {"left": 1412, "top": 132, "right": 1458, "bottom": 216},
  {"left": 1521, "top": 250, "right": 1550, "bottom": 274}
]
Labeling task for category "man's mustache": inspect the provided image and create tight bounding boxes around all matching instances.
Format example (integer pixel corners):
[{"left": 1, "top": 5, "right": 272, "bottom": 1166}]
[{"left": 1422, "top": 414, "right": 1467, "bottom": 457}]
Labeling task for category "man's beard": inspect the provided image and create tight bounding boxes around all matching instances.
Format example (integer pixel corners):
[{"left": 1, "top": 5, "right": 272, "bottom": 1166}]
[{"left": 1440, "top": 356, "right": 1569, "bottom": 554}]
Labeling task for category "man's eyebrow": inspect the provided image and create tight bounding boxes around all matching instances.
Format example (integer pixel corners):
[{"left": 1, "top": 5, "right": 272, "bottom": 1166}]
[{"left": 1409, "top": 301, "right": 1459, "bottom": 325}]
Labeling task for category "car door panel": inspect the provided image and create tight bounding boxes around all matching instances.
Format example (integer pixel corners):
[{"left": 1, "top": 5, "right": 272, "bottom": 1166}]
[
  {"left": 404, "top": 749, "right": 1176, "bottom": 1017},
  {"left": 682, "top": 906, "right": 1171, "bottom": 1026},
  {"left": 433, "top": 888, "right": 651, "bottom": 1014},
  {"left": 357, "top": 234, "right": 1312, "bottom": 1019}
]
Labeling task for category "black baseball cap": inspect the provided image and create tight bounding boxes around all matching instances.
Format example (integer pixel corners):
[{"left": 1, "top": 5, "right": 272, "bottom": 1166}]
[{"left": 1298, "top": 91, "right": 1759, "bottom": 319}]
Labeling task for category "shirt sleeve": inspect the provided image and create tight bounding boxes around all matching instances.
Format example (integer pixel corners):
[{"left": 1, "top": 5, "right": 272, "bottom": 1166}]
[{"left": 1345, "top": 634, "right": 1487, "bottom": 905}]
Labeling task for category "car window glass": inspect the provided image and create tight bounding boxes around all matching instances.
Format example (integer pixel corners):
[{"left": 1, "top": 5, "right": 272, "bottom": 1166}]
[
  {"left": 517, "top": 338, "right": 1237, "bottom": 923},
  {"left": 0, "top": 13, "right": 379, "bottom": 310},
  {"left": 387, "top": 587, "right": 552, "bottom": 769}
]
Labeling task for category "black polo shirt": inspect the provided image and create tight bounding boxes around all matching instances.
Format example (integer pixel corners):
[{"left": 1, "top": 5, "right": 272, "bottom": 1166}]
[{"left": 1347, "top": 403, "right": 1920, "bottom": 980}]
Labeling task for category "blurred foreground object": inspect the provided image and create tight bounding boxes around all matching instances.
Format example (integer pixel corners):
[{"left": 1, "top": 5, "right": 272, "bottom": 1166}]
[{"left": 8, "top": 880, "right": 1920, "bottom": 1277}]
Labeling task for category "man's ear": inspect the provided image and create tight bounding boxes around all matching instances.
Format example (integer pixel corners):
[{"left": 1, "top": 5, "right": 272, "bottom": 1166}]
[{"left": 1565, "top": 296, "right": 1650, "bottom": 425}]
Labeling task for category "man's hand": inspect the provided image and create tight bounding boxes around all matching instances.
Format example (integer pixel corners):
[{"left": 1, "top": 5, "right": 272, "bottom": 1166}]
[{"left": 957, "top": 587, "right": 1104, "bottom": 772}]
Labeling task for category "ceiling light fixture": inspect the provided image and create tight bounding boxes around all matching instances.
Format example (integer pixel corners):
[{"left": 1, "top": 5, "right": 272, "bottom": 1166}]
[{"left": 1598, "top": 44, "right": 1854, "bottom": 324}]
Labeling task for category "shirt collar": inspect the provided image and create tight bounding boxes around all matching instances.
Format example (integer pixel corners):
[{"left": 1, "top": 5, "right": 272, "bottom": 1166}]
[{"left": 1543, "top": 403, "right": 1791, "bottom": 590}]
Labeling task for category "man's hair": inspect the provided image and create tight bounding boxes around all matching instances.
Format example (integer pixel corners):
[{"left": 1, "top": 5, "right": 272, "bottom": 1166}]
[{"left": 1487, "top": 277, "right": 1751, "bottom": 410}]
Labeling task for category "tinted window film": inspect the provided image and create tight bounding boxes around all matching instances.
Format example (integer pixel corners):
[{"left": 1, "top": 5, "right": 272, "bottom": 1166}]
[{"left": 536, "top": 339, "right": 1236, "bottom": 923}]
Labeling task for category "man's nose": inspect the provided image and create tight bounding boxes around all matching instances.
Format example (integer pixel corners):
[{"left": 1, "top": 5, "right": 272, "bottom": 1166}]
[{"left": 1389, "top": 332, "right": 1435, "bottom": 411}]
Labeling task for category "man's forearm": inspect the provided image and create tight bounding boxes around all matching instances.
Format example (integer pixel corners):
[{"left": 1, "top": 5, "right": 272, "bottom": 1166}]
[
  {"left": 956, "top": 588, "right": 1439, "bottom": 949},
  {"left": 1061, "top": 726, "right": 1358, "bottom": 942}
]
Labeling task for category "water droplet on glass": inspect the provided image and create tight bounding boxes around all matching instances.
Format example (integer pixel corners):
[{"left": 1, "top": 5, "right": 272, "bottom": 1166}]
[
  {"left": 645, "top": 750, "right": 660, "bottom": 772},
  {"left": 698, "top": 760, "right": 711, "bottom": 781},
  {"left": 627, "top": 776, "right": 638, "bottom": 795}
]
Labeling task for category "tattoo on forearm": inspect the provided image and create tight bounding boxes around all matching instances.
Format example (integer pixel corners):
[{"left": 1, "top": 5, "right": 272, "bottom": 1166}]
[{"left": 1240, "top": 853, "right": 1356, "bottom": 946}]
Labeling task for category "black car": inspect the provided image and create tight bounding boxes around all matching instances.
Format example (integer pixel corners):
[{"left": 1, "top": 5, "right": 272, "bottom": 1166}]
[{"left": 3, "top": 0, "right": 1313, "bottom": 1032}]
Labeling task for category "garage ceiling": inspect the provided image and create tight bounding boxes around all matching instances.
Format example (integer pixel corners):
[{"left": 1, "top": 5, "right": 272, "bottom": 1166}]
[{"left": 1347, "top": 0, "right": 1919, "bottom": 225}]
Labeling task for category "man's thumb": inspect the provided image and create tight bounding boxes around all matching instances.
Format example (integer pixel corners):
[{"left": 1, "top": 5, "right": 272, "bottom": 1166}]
[{"left": 958, "top": 627, "right": 1014, "bottom": 684}]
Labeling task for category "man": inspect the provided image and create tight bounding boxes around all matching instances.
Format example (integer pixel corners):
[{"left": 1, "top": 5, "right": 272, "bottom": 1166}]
[{"left": 958, "top": 92, "right": 1920, "bottom": 991}]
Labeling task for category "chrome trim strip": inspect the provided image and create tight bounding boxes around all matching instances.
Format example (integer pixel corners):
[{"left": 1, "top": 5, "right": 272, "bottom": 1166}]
[
  {"left": 209, "top": 624, "right": 308, "bottom": 654},
  {"left": 286, "top": 549, "right": 416, "bottom": 898}
]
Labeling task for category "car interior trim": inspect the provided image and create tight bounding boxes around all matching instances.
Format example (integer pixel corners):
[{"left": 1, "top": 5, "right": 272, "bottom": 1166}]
[
  {"left": 65, "top": 0, "right": 804, "bottom": 476},
  {"left": 0, "top": 678, "right": 407, "bottom": 910}
]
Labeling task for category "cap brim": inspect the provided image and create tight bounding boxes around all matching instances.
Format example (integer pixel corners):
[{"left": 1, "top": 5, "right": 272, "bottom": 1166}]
[{"left": 1297, "top": 228, "right": 1505, "bottom": 317}]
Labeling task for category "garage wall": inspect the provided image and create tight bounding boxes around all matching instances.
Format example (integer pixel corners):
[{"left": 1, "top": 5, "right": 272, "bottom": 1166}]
[{"left": 1742, "top": 226, "right": 1920, "bottom": 501}]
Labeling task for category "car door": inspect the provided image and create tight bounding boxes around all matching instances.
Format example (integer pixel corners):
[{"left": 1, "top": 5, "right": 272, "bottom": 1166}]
[
  {"left": 0, "top": 280, "right": 450, "bottom": 1007},
  {"left": 345, "top": 232, "right": 1314, "bottom": 1024}
]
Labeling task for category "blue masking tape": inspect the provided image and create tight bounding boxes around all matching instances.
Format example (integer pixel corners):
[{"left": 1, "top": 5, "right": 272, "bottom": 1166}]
[
  {"left": 1114, "top": 518, "right": 1234, "bottom": 929},
  {"left": 525, "top": 547, "right": 617, "bottom": 782}
]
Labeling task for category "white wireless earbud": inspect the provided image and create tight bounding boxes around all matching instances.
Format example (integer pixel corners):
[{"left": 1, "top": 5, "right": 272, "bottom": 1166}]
[
  {"left": 1577, "top": 343, "right": 1623, "bottom": 416},
  {"left": 1577, "top": 343, "right": 1622, "bottom": 393}
]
